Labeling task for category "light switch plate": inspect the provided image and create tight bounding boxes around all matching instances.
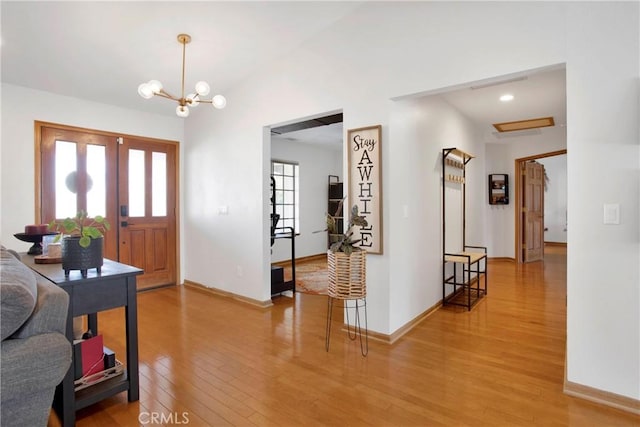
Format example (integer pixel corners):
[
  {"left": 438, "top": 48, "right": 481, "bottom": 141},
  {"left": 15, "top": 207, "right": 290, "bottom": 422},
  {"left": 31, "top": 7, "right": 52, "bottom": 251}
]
[{"left": 603, "top": 204, "right": 620, "bottom": 225}]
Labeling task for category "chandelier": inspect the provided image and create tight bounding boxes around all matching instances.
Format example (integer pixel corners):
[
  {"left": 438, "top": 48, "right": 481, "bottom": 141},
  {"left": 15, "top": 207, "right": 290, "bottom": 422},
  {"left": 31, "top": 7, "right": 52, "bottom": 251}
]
[{"left": 138, "top": 34, "right": 226, "bottom": 118}]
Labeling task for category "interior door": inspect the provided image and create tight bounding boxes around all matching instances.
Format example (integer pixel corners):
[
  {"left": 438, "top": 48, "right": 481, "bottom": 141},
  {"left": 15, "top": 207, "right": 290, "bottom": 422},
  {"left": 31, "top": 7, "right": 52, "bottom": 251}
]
[
  {"left": 40, "top": 126, "right": 119, "bottom": 260},
  {"left": 118, "top": 137, "right": 177, "bottom": 290},
  {"left": 522, "top": 161, "right": 545, "bottom": 262}
]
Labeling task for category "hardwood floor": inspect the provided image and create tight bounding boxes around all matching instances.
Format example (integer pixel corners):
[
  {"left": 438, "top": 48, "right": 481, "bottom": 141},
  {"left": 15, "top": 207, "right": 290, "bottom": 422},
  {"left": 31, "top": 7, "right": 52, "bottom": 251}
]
[{"left": 49, "top": 246, "right": 639, "bottom": 426}]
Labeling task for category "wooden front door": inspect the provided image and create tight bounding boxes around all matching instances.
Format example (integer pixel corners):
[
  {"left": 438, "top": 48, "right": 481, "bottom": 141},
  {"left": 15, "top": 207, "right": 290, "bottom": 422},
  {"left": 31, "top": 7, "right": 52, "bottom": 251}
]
[
  {"left": 37, "top": 122, "right": 178, "bottom": 289},
  {"left": 118, "top": 137, "right": 177, "bottom": 290},
  {"left": 522, "top": 161, "right": 545, "bottom": 262},
  {"left": 39, "top": 126, "right": 119, "bottom": 260}
]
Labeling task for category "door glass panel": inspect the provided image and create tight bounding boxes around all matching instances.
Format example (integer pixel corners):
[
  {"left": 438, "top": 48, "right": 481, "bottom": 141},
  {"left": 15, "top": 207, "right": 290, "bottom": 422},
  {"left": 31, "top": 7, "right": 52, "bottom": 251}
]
[
  {"left": 86, "top": 144, "right": 106, "bottom": 217},
  {"left": 55, "top": 140, "right": 77, "bottom": 218},
  {"left": 152, "top": 152, "right": 167, "bottom": 217},
  {"left": 128, "top": 149, "right": 145, "bottom": 217}
]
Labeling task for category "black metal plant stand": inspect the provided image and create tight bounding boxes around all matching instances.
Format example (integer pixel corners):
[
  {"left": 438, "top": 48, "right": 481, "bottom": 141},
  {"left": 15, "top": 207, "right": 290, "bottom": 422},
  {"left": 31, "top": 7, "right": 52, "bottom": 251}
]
[{"left": 325, "top": 296, "right": 368, "bottom": 356}]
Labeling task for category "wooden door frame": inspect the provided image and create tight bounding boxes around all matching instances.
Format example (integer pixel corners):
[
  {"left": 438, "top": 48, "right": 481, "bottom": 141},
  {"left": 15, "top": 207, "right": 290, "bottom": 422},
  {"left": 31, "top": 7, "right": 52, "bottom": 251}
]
[
  {"left": 34, "top": 121, "right": 181, "bottom": 283},
  {"left": 514, "top": 149, "right": 567, "bottom": 263}
]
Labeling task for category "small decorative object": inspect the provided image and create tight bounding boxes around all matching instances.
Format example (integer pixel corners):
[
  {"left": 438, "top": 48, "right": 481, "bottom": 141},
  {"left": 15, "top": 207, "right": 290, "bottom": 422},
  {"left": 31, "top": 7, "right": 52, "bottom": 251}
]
[
  {"left": 47, "top": 243, "right": 62, "bottom": 258},
  {"left": 34, "top": 235, "right": 63, "bottom": 264},
  {"left": 322, "top": 201, "right": 369, "bottom": 356},
  {"left": 14, "top": 224, "right": 58, "bottom": 255},
  {"left": 48, "top": 211, "right": 110, "bottom": 277},
  {"left": 324, "top": 199, "right": 368, "bottom": 255},
  {"left": 324, "top": 201, "right": 368, "bottom": 296}
]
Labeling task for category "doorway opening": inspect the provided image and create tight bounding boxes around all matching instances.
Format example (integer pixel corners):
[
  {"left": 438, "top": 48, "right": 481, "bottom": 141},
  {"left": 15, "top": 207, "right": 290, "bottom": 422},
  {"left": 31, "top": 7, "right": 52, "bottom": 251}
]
[
  {"left": 515, "top": 149, "right": 567, "bottom": 263},
  {"left": 267, "top": 112, "right": 344, "bottom": 297}
]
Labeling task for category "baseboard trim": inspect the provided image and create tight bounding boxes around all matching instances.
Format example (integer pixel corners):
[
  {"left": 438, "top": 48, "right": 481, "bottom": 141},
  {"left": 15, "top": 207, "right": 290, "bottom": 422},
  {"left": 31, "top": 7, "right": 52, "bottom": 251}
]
[
  {"left": 183, "top": 280, "right": 273, "bottom": 308},
  {"left": 272, "top": 253, "right": 325, "bottom": 267},
  {"left": 564, "top": 380, "right": 640, "bottom": 415},
  {"left": 348, "top": 300, "right": 442, "bottom": 345},
  {"left": 389, "top": 301, "right": 442, "bottom": 344},
  {"left": 545, "top": 241, "right": 567, "bottom": 247},
  {"left": 488, "top": 257, "right": 515, "bottom": 262}
]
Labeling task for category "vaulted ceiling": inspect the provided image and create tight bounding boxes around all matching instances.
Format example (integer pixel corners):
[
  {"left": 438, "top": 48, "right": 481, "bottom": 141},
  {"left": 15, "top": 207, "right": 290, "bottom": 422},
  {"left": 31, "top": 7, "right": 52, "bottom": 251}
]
[{"left": 2, "top": 1, "right": 565, "bottom": 146}]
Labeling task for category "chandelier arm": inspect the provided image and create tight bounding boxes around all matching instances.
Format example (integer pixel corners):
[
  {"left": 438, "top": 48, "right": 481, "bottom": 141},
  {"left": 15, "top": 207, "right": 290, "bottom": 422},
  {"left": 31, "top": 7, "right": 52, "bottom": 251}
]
[{"left": 155, "top": 90, "right": 180, "bottom": 102}]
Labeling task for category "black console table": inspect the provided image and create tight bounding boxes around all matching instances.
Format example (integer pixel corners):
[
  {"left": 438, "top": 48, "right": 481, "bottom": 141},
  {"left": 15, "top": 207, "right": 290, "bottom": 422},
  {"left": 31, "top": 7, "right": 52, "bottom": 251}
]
[{"left": 22, "top": 255, "right": 142, "bottom": 427}]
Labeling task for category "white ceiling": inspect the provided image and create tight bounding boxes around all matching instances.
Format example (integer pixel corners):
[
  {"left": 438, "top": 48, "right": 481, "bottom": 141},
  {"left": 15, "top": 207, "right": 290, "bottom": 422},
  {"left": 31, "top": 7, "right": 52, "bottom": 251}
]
[
  {"left": 1, "top": 1, "right": 566, "bottom": 146},
  {"left": 1, "top": 1, "right": 363, "bottom": 116}
]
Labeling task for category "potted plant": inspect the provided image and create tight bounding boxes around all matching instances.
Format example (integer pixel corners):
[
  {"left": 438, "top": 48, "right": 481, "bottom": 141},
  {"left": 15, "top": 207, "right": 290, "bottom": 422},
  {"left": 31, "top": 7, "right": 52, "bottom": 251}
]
[
  {"left": 322, "top": 200, "right": 368, "bottom": 299},
  {"left": 48, "top": 210, "right": 110, "bottom": 277},
  {"left": 325, "top": 200, "right": 368, "bottom": 255}
]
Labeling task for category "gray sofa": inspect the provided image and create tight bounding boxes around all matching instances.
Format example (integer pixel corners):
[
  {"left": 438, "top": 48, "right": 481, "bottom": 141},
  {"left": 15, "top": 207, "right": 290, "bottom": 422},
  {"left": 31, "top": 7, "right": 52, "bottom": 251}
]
[{"left": 1, "top": 247, "right": 72, "bottom": 427}]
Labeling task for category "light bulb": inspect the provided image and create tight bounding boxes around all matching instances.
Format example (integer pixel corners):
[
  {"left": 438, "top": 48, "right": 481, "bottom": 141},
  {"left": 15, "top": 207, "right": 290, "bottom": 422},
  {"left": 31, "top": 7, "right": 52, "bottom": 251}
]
[
  {"left": 195, "top": 81, "right": 210, "bottom": 96},
  {"left": 176, "top": 105, "right": 189, "bottom": 118},
  {"left": 138, "top": 83, "right": 154, "bottom": 99},
  {"left": 500, "top": 94, "right": 514, "bottom": 102},
  {"left": 148, "top": 80, "right": 163, "bottom": 94},
  {"left": 186, "top": 93, "right": 200, "bottom": 107},
  {"left": 212, "top": 94, "right": 227, "bottom": 109}
]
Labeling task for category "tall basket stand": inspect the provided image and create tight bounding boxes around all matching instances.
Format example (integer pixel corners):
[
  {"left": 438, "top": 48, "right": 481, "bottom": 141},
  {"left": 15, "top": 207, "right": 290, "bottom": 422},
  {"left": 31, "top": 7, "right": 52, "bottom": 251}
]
[{"left": 325, "top": 249, "right": 368, "bottom": 356}]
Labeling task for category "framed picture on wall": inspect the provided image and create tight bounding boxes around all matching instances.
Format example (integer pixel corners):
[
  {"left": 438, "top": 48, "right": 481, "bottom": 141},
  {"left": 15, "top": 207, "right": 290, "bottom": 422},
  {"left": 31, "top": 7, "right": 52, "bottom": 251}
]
[{"left": 347, "top": 125, "right": 382, "bottom": 254}]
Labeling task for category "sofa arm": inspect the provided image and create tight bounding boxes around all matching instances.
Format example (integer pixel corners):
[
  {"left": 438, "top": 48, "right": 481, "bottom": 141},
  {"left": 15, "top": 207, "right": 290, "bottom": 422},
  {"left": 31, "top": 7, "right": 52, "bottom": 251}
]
[
  {"left": 11, "top": 279, "right": 69, "bottom": 339},
  {"left": 1, "top": 332, "right": 71, "bottom": 396}
]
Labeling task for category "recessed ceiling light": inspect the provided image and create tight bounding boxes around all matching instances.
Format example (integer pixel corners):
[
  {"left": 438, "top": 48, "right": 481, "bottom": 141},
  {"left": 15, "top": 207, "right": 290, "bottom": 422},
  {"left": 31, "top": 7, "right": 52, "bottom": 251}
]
[{"left": 500, "top": 94, "right": 514, "bottom": 102}]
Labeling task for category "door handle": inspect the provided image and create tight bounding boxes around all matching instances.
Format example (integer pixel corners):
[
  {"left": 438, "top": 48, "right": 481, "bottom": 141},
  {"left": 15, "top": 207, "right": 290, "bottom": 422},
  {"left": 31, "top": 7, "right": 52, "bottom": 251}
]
[{"left": 121, "top": 221, "right": 128, "bottom": 227}]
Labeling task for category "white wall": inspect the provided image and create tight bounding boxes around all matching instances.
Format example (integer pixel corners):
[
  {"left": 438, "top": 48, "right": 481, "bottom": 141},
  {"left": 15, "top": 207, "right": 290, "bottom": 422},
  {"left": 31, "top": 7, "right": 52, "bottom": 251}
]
[
  {"left": 539, "top": 154, "right": 567, "bottom": 243},
  {"left": 388, "top": 95, "right": 484, "bottom": 331},
  {"left": 181, "top": 1, "right": 639, "bottom": 401},
  {"left": 270, "top": 137, "right": 342, "bottom": 262},
  {"left": 0, "top": 83, "right": 185, "bottom": 275},
  {"left": 565, "top": 2, "right": 639, "bottom": 400}
]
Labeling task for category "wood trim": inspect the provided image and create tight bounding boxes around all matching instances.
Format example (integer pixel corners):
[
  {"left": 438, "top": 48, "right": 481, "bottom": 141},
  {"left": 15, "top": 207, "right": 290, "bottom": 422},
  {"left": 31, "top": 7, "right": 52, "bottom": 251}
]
[
  {"left": 272, "top": 253, "right": 325, "bottom": 268},
  {"left": 387, "top": 300, "right": 442, "bottom": 344},
  {"left": 354, "top": 300, "right": 443, "bottom": 345},
  {"left": 34, "top": 120, "right": 180, "bottom": 145},
  {"left": 174, "top": 144, "right": 181, "bottom": 292},
  {"left": 544, "top": 242, "right": 567, "bottom": 247},
  {"left": 564, "top": 380, "right": 640, "bottom": 415},
  {"left": 514, "top": 149, "right": 567, "bottom": 263},
  {"left": 516, "top": 149, "right": 567, "bottom": 163},
  {"left": 34, "top": 122, "right": 43, "bottom": 222},
  {"left": 488, "top": 257, "right": 516, "bottom": 262},
  {"left": 183, "top": 280, "right": 273, "bottom": 309}
]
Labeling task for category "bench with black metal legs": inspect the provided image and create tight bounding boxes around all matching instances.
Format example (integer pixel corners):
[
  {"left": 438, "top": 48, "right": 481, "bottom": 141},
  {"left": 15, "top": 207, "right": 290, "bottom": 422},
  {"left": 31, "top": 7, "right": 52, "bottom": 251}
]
[{"left": 443, "top": 245, "right": 487, "bottom": 310}]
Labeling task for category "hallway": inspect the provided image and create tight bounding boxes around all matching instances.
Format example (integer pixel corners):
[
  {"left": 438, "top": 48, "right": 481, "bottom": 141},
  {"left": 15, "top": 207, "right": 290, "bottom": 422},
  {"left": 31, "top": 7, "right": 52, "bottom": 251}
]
[{"left": 57, "top": 245, "right": 640, "bottom": 426}]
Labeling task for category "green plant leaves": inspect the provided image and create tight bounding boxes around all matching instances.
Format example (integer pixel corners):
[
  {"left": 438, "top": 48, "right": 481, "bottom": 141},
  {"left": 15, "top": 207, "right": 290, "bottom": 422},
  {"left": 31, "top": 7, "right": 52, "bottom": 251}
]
[
  {"left": 78, "top": 235, "right": 92, "bottom": 248},
  {"left": 48, "top": 211, "right": 110, "bottom": 248}
]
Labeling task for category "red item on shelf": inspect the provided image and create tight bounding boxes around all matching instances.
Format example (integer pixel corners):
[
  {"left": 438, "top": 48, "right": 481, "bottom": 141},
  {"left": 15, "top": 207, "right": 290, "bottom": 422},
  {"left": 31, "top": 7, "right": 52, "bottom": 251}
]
[
  {"left": 24, "top": 224, "right": 49, "bottom": 234},
  {"left": 73, "top": 335, "right": 104, "bottom": 379}
]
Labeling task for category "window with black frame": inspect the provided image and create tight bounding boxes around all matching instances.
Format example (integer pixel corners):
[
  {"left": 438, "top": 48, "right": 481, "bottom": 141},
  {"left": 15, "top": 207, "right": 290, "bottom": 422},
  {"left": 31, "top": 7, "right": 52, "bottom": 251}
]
[{"left": 271, "top": 160, "right": 299, "bottom": 233}]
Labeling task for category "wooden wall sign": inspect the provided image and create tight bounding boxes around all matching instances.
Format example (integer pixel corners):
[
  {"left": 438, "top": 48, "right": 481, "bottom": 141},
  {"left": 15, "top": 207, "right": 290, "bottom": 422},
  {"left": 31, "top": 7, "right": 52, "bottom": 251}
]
[{"left": 347, "top": 125, "right": 382, "bottom": 254}]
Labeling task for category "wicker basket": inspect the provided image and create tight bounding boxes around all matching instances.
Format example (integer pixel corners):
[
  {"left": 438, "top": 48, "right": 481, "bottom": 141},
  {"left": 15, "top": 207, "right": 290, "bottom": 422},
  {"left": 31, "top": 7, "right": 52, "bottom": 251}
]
[{"left": 327, "top": 249, "right": 366, "bottom": 299}]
